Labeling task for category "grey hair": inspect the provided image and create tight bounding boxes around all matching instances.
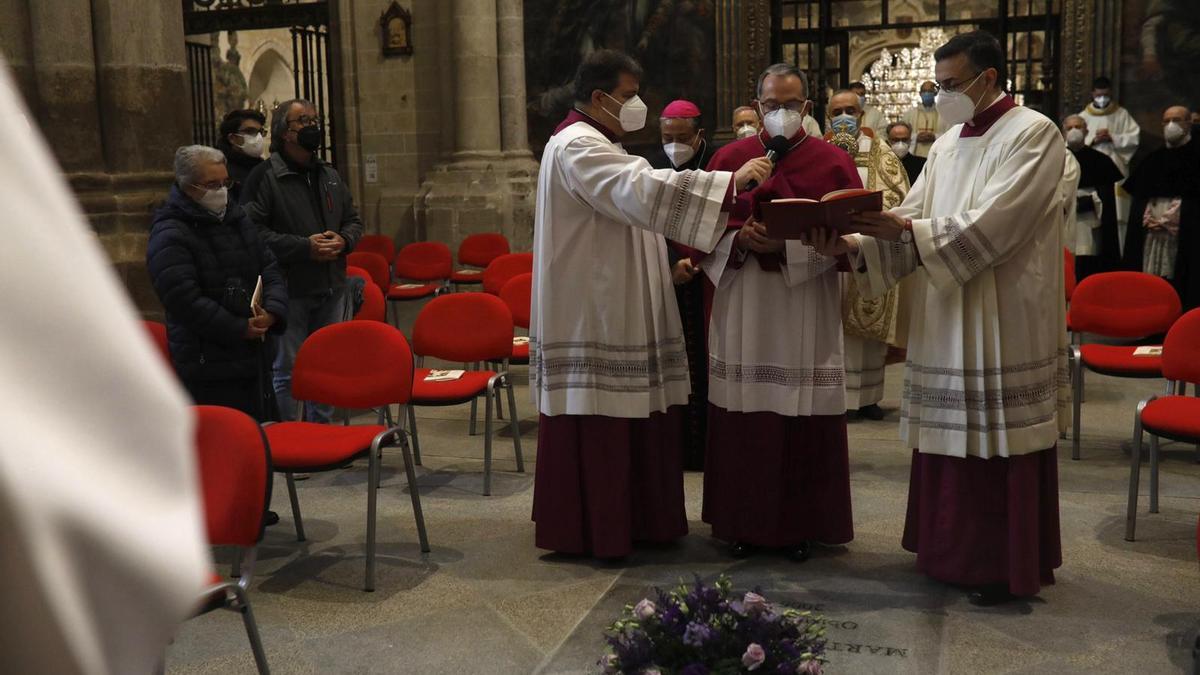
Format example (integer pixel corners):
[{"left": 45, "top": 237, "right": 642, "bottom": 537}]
[
  {"left": 269, "top": 98, "right": 315, "bottom": 153},
  {"left": 174, "top": 145, "right": 226, "bottom": 186},
  {"left": 886, "top": 121, "right": 912, "bottom": 136},
  {"left": 756, "top": 63, "right": 808, "bottom": 98}
]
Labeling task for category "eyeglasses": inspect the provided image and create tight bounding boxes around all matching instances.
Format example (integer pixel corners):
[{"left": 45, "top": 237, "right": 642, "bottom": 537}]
[
  {"left": 933, "top": 71, "right": 982, "bottom": 94},
  {"left": 286, "top": 114, "right": 323, "bottom": 127},
  {"left": 758, "top": 100, "right": 807, "bottom": 114},
  {"left": 191, "top": 178, "right": 234, "bottom": 191},
  {"left": 238, "top": 128, "right": 266, "bottom": 137}
]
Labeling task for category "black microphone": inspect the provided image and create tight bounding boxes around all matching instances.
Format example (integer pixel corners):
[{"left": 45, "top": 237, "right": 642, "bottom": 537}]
[{"left": 746, "top": 135, "right": 792, "bottom": 191}]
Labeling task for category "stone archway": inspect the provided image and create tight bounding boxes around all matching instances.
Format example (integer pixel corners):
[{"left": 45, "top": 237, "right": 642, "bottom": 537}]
[{"left": 247, "top": 46, "right": 293, "bottom": 112}]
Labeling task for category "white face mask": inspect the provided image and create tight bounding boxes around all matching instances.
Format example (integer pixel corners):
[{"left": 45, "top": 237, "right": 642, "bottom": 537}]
[
  {"left": 736, "top": 124, "right": 758, "bottom": 139},
  {"left": 762, "top": 108, "right": 805, "bottom": 139},
  {"left": 890, "top": 141, "right": 910, "bottom": 158},
  {"left": 1065, "top": 127, "right": 1085, "bottom": 148},
  {"left": 1164, "top": 121, "right": 1189, "bottom": 146},
  {"left": 191, "top": 185, "right": 229, "bottom": 218},
  {"left": 601, "top": 92, "right": 647, "bottom": 132},
  {"left": 663, "top": 141, "right": 697, "bottom": 167},
  {"left": 237, "top": 132, "right": 265, "bottom": 158},
  {"left": 935, "top": 71, "right": 986, "bottom": 126},
  {"left": 1093, "top": 95, "right": 1111, "bottom": 109}
]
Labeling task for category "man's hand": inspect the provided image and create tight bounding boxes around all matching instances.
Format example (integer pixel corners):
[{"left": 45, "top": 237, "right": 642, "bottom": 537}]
[
  {"left": 917, "top": 131, "right": 936, "bottom": 143},
  {"left": 1091, "top": 129, "right": 1112, "bottom": 145},
  {"left": 848, "top": 210, "right": 906, "bottom": 242},
  {"left": 734, "top": 157, "right": 773, "bottom": 191},
  {"left": 738, "top": 217, "right": 783, "bottom": 254},
  {"left": 321, "top": 230, "right": 346, "bottom": 256},
  {"left": 671, "top": 258, "right": 700, "bottom": 285},
  {"left": 244, "top": 307, "right": 276, "bottom": 341},
  {"left": 800, "top": 227, "right": 855, "bottom": 257},
  {"left": 309, "top": 231, "right": 342, "bottom": 261}
]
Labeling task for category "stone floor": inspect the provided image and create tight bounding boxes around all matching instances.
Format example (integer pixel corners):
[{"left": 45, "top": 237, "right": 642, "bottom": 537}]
[{"left": 167, "top": 338, "right": 1200, "bottom": 673}]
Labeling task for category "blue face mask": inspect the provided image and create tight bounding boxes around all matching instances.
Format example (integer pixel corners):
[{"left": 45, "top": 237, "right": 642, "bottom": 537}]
[
  {"left": 830, "top": 113, "right": 860, "bottom": 136},
  {"left": 921, "top": 91, "right": 936, "bottom": 107}
]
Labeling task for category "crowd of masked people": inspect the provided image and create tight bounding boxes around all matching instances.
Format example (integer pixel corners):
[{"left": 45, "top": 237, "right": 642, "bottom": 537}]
[{"left": 146, "top": 99, "right": 362, "bottom": 431}]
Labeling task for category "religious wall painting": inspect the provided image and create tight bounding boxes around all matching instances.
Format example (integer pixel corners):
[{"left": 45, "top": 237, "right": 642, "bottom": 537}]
[
  {"left": 1120, "top": 0, "right": 1200, "bottom": 148},
  {"left": 523, "top": 0, "right": 717, "bottom": 157},
  {"left": 380, "top": 1, "right": 413, "bottom": 57}
]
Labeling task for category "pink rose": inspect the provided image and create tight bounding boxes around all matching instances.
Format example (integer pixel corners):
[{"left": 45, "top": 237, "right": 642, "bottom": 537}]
[
  {"left": 634, "top": 598, "right": 656, "bottom": 620},
  {"left": 742, "top": 592, "right": 770, "bottom": 614},
  {"left": 798, "top": 659, "right": 823, "bottom": 675},
  {"left": 640, "top": 669, "right": 662, "bottom": 675},
  {"left": 599, "top": 654, "right": 619, "bottom": 674},
  {"left": 742, "top": 643, "right": 766, "bottom": 671}
]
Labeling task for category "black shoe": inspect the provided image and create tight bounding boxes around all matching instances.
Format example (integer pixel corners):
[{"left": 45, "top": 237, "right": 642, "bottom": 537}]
[
  {"left": 263, "top": 510, "right": 280, "bottom": 527},
  {"left": 730, "top": 542, "right": 753, "bottom": 558},
  {"left": 787, "top": 541, "right": 811, "bottom": 562},
  {"left": 857, "top": 404, "right": 885, "bottom": 421},
  {"left": 967, "top": 584, "right": 1017, "bottom": 606}
]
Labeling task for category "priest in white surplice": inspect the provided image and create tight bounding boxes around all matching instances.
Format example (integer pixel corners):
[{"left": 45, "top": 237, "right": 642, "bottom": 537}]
[
  {"left": 530, "top": 50, "right": 771, "bottom": 558},
  {"left": 1077, "top": 76, "right": 1140, "bottom": 244},
  {"left": 813, "top": 31, "right": 1068, "bottom": 605}
]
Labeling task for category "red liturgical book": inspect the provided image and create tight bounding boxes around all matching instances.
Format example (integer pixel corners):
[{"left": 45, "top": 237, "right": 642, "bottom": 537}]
[{"left": 761, "top": 189, "right": 884, "bottom": 239}]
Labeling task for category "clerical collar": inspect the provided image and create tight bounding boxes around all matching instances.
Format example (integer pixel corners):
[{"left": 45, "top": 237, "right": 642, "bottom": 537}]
[
  {"left": 555, "top": 108, "right": 621, "bottom": 142},
  {"left": 757, "top": 128, "right": 808, "bottom": 153},
  {"left": 960, "top": 93, "right": 1016, "bottom": 138}
]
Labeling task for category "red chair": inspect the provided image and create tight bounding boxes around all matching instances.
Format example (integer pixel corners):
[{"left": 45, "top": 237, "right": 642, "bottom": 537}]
[
  {"left": 451, "top": 233, "right": 510, "bottom": 287},
  {"left": 347, "top": 265, "right": 372, "bottom": 287},
  {"left": 499, "top": 273, "right": 532, "bottom": 365},
  {"left": 387, "top": 242, "right": 452, "bottom": 310},
  {"left": 355, "top": 234, "right": 396, "bottom": 264},
  {"left": 347, "top": 251, "right": 390, "bottom": 292},
  {"left": 190, "top": 405, "right": 272, "bottom": 674},
  {"left": 1064, "top": 248, "right": 1076, "bottom": 303},
  {"left": 142, "top": 320, "right": 172, "bottom": 367},
  {"left": 409, "top": 293, "right": 524, "bottom": 495},
  {"left": 1068, "top": 272, "right": 1181, "bottom": 460},
  {"left": 1126, "top": 308, "right": 1200, "bottom": 541},
  {"left": 482, "top": 253, "right": 533, "bottom": 296},
  {"left": 353, "top": 281, "right": 387, "bottom": 323},
  {"left": 265, "top": 321, "right": 429, "bottom": 591}
]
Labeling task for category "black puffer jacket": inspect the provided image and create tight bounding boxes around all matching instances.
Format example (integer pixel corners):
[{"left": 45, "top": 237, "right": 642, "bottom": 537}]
[{"left": 147, "top": 184, "right": 289, "bottom": 381}]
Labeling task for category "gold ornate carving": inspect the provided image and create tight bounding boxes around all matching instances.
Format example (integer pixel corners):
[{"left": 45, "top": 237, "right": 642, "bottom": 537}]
[{"left": 713, "top": 0, "right": 771, "bottom": 142}]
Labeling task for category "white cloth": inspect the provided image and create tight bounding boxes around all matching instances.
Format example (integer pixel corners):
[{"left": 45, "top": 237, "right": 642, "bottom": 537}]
[
  {"left": 802, "top": 114, "right": 823, "bottom": 140},
  {"left": 902, "top": 105, "right": 950, "bottom": 158},
  {"left": 843, "top": 133, "right": 888, "bottom": 409},
  {"left": 705, "top": 234, "right": 845, "bottom": 417},
  {"left": 1143, "top": 197, "right": 1182, "bottom": 278},
  {"left": 1078, "top": 104, "right": 1141, "bottom": 175},
  {"left": 0, "top": 60, "right": 209, "bottom": 674},
  {"left": 863, "top": 106, "right": 888, "bottom": 134},
  {"left": 1060, "top": 150, "right": 1083, "bottom": 253},
  {"left": 531, "top": 120, "right": 733, "bottom": 418},
  {"left": 850, "top": 104, "right": 1070, "bottom": 459}
]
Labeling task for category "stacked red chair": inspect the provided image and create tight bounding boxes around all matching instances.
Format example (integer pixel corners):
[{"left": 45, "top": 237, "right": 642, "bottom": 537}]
[
  {"left": 346, "top": 251, "right": 391, "bottom": 293},
  {"left": 451, "top": 233, "right": 510, "bottom": 288},
  {"left": 263, "top": 321, "right": 429, "bottom": 591},
  {"left": 499, "top": 272, "right": 532, "bottom": 366},
  {"left": 1068, "top": 271, "right": 1181, "bottom": 460},
  {"left": 355, "top": 234, "right": 396, "bottom": 265},
  {"left": 482, "top": 252, "right": 533, "bottom": 296},
  {"left": 189, "top": 405, "right": 272, "bottom": 674},
  {"left": 409, "top": 293, "right": 524, "bottom": 496},
  {"left": 353, "top": 281, "right": 387, "bottom": 323},
  {"left": 387, "top": 243, "right": 452, "bottom": 321},
  {"left": 1125, "top": 308, "right": 1200, "bottom": 541}
]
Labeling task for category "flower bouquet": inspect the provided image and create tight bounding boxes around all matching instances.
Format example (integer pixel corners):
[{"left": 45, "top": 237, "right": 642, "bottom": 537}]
[{"left": 598, "top": 575, "right": 826, "bottom": 674}]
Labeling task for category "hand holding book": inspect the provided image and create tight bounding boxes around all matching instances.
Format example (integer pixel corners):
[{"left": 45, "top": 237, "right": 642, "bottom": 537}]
[{"left": 760, "top": 189, "right": 884, "bottom": 239}]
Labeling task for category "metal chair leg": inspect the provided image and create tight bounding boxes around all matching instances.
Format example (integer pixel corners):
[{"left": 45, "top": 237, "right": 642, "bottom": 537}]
[
  {"left": 1125, "top": 412, "right": 1145, "bottom": 541},
  {"left": 468, "top": 362, "right": 479, "bottom": 436},
  {"left": 1149, "top": 434, "right": 1160, "bottom": 514},
  {"left": 407, "top": 404, "right": 422, "bottom": 466},
  {"left": 231, "top": 547, "right": 243, "bottom": 579},
  {"left": 365, "top": 440, "right": 379, "bottom": 592},
  {"left": 399, "top": 432, "right": 430, "bottom": 552},
  {"left": 505, "top": 378, "right": 524, "bottom": 473},
  {"left": 483, "top": 383, "right": 494, "bottom": 496},
  {"left": 494, "top": 375, "right": 504, "bottom": 420},
  {"left": 1071, "top": 349, "right": 1083, "bottom": 460},
  {"left": 285, "top": 473, "right": 306, "bottom": 541},
  {"left": 231, "top": 584, "right": 270, "bottom": 674}
]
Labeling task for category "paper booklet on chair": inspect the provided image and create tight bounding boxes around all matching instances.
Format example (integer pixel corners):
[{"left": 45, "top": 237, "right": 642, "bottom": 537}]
[
  {"left": 761, "top": 189, "right": 883, "bottom": 239},
  {"left": 1132, "top": 346, "right": 1163, "bottom": 357},
  {"left": 424, "top": 369, "right": 466, "bottom": 382}
]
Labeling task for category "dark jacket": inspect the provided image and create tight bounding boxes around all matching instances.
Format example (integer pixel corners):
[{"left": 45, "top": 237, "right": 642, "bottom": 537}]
[
  {"left": 241, "top": 152, "right": 364, "bottom": 297},
  {"left": 220, "top": 145, "right": 264, "bottom": 204},
  {"left": 900, "top": 152, "right": 926, "bottom": 186},
  {"left": 147, "top": 184, "right": 289, "bottom": 382}
]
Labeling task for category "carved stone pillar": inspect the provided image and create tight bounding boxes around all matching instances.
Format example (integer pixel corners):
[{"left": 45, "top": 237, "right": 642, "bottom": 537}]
[
  {"left": 451, "top": 0, "right": 503, "bottom": 160},
  {"left": 496, "top": 0, "right": 532, "bottom": 159},
  {"left": 713, "top": 0, "right": 772, "bottom": 143}
]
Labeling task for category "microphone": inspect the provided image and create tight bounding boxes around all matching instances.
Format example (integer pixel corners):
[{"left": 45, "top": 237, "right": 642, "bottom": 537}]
[{"left": 746, "top": 135, "right": 792, "bottom": 191}]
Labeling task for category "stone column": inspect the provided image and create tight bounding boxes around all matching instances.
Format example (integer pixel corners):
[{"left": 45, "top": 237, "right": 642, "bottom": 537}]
[
  {"left": 496, "top": 0, "right": 532, "bottom": 159},
  {"left": 451, "top": 0, "right": 503, "bottom": 161},
  {"left": 713, "top": 0, "right": 771, "bottom": 143}
]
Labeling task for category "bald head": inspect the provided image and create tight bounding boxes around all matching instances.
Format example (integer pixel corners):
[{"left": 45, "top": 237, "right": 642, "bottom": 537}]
[
  {"left": 1164, "top": 105, "right": 1193, "bottom": 144},
  {"left": 1062, "top": 114, "right": 1087, "bottom": 132},
  {"left": 827, "top": 89, "right": 861, "bottom": 118},
  {"left": 1164, "top": 105, "right": 1192, "bottom": 124}
]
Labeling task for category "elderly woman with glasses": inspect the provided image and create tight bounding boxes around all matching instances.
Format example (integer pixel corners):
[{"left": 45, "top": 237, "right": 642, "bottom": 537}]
[{"left": 146, "top": 145, "right": 289, "bottom": 422}]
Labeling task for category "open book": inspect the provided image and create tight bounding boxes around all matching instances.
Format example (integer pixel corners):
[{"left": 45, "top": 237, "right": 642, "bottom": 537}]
[
  {"left": 424, "top": 369, "right": 466, "bottom": 382},
  {"left": 761, "top": 189, "right": 883, "bottom": 239}
]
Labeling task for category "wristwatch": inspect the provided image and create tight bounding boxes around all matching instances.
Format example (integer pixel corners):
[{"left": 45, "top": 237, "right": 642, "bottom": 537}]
[{"left": 899, "top": 218, "right": 914, "bottom": 245}]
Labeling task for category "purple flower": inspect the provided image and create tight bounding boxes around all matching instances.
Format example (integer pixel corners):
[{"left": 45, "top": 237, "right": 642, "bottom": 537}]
[
  {"left": 634, "top": 599, "right": 657, "bottom": 620},
  {"left": 683, "top": 622, "right": 715, "bottom": 647},
  {"left": 742, "top": 643, "right": 766, "bottom": 671}
]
